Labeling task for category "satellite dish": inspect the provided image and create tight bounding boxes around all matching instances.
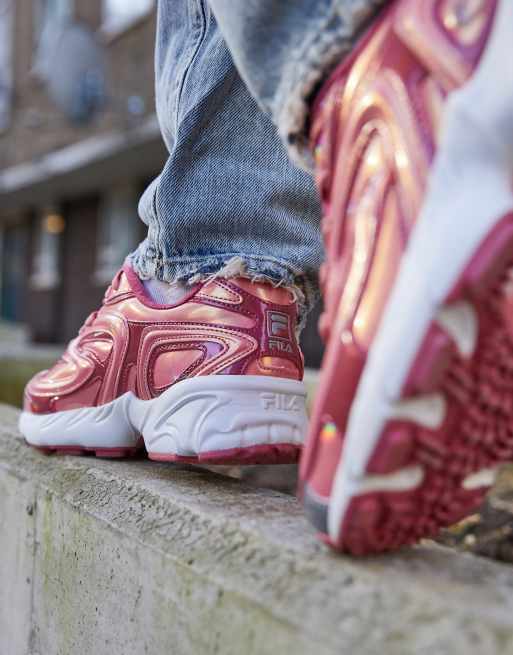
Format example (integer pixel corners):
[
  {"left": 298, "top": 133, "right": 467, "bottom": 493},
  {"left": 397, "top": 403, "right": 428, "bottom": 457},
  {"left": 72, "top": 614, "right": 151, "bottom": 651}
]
[{"left": 44, "top": 22, "right": 107, "bottom": 124}]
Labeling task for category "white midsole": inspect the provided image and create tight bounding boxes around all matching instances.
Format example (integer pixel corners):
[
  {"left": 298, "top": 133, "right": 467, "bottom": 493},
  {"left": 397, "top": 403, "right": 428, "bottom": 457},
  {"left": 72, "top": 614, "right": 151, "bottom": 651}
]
[
  {"left": 328, "top": 0, "right": 513, "bottom": 540},
  {"left": 20, "top": 376, "right": 308, "bottom": 455}
]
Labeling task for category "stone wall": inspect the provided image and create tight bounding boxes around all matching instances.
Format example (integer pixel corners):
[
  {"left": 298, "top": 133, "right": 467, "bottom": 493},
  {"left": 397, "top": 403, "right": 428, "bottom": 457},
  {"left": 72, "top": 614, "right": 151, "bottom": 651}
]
[{"left": 1, "top": 404, "right": 513, "bottom": 655}]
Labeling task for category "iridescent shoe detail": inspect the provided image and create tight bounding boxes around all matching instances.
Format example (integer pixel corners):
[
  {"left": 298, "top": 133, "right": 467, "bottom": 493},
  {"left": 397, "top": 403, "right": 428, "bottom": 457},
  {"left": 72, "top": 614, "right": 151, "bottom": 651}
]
[{"left": 20, "top": 266, "right": 307, "bottom": 464}]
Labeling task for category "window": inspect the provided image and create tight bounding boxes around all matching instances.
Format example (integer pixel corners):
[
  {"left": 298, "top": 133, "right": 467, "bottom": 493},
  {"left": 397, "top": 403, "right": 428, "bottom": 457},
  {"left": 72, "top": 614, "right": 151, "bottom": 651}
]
[
  {"left": 31, "top": 212, "right": 65, "bottom": 291},
  {"left": 0, "top": 0, "right": 14, "bottom": 131},
  {"left": 33, "top": 0, "right": 73, "bottom": 79},
  {"left": 95, "top": 185, "right": 141, "bottom": 284},
  {"left": 0, "top": 222, "right": 29, "bottom": 322},
  {"left": 102, "top": 0, "right": 153, "bottom": 36},
  {"left": 34, "top": 0, "right": 72, "bottom": 44}
]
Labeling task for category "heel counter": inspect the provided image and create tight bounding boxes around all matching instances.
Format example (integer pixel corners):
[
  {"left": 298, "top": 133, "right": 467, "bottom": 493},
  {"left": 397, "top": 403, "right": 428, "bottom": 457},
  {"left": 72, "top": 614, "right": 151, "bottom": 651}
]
[
  {"left": 236, "top": 280, "right": 304, "bottom": 381},
  {"left": 244, "top": 355, "right": 304, "bottom": 381},
  {"left": 196, "top": 277, "right": 304, "bottom": 380}
]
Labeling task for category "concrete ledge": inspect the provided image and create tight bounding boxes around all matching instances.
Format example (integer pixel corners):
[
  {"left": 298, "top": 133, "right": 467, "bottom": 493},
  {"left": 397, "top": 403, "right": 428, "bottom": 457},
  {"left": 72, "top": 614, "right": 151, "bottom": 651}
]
[{"left": 1, "top": 405, "right": 513, "bottom": 655}]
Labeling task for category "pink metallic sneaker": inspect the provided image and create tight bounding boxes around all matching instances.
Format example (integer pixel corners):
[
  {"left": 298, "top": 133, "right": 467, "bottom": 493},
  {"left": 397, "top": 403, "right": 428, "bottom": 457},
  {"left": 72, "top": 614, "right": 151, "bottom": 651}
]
[
  {"left": 301, "top": 0, "right": 513, "bottom": 554},
  {"left": 20, "top": 266, "right": 307, "bottom": 464}
]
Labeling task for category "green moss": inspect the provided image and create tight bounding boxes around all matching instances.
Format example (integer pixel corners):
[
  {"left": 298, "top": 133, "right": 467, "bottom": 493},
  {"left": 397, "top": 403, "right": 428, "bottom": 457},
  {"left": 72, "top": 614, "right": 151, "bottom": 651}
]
[
  {"left": 37, "top": 498, "right": 90, "bottom": 653},
  {"left": 0, "top": 359, "right": 54, "bottom": 408}
]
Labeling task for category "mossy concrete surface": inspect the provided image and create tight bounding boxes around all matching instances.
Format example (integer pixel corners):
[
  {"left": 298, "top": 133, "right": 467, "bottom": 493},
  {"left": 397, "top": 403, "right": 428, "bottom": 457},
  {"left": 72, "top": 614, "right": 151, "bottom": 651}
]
[
  {"left": 0, "top": 321, "right": 63, "bottom": 407},
  {"left": 0, "top": 358, "right": 56, "bottom": 408},
  {"left": 2, "top": 405, "right": 513, "bottom": 655}
]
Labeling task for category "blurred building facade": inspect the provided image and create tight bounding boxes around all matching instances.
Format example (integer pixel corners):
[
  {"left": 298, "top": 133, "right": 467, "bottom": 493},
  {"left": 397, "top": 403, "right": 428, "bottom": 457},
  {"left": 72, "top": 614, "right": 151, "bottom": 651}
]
[
  {"left": 0, "top": 0, "right": 324, "bottom": 367},
  {"left": 0, "top": 0, "right": 166, "bottom": 343}
]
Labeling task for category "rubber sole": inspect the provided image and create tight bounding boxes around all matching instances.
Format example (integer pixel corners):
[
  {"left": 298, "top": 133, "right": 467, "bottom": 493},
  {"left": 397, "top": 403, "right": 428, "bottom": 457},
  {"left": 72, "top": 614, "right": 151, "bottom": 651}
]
[
  {"left": 32, "top": 442, "right": 301, "bottom": 465},
  {"left": 331, "top": 214, "right": 513, "bottom": 555},
  {"left": 21, "top": 376, "right": 307, "bottom": 466},
  {"left": 31, "top": 441, "right": 144, "bottom": 459},
  {"left": 149, "top": 443, "right": 300, "bottom": 465}
]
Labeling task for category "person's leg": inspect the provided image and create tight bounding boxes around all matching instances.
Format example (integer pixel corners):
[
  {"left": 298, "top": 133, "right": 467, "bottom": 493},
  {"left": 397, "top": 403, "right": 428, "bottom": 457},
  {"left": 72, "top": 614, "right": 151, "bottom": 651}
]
[
  {"left": 130, "top": 0, "right": 323, "bottom": 318},
  {"left": 206, "top": 0, "right": 389, "bottom": 166},
  {"left": 19, "top": 1, "right": 322, "bottom": 464}
]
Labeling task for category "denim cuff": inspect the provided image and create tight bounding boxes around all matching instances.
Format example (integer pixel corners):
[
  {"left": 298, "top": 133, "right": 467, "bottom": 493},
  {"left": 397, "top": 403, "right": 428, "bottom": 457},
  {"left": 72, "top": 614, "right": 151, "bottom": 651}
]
[
  {"left": 275, "top": 0, "right": 387, "bottom": 170},
  {"left": 129, "top": 243, "right": 319, "bottom": 326}
]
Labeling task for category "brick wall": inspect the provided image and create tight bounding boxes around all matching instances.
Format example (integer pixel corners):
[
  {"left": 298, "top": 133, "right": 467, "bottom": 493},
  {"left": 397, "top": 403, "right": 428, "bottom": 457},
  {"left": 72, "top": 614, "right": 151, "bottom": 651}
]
[
  {"left": 0, "top": 1, "right": 162, "bottom": 344},
  {"left": 0, "top": 0, "right": 157, "bottom": 170}
]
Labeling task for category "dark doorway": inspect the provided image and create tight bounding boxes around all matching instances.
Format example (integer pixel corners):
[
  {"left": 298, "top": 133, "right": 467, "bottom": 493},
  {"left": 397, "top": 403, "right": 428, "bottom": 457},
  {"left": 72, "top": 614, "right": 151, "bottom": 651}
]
[
  {"left": 59, "top": 196, "right": 104, "bottom": 343},
  {"left": 300, "top": 301, "right": 324, "bottom": 369},
  {"left": 1, "top": 222, "right": 29, "bottom": 323}
]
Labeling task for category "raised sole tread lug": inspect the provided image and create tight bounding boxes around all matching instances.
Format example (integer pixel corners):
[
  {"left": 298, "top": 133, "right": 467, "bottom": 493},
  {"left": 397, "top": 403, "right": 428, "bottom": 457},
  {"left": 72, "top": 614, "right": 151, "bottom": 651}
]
[
  {"left": 148, "top": 443, "right": 301, "bottom": 466},
  {"left": 336, "top": 215, "right": 513, "bottom": 555}
]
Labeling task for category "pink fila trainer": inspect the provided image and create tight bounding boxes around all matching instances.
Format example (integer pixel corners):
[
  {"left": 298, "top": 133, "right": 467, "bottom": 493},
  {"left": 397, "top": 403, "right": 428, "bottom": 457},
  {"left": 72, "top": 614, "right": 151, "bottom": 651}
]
[
  {"left": 301, "top": 0, "right": 513, "bottom": 554},
  {"left": 20, "top": 266, "right": 307, "bottom": 465}
]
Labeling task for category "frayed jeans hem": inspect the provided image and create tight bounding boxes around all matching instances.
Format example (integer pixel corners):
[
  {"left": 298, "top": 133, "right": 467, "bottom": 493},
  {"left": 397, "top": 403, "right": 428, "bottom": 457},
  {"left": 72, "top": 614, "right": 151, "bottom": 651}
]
[{"left": 128, "top": 250, "right": 319, "bottom": 326}]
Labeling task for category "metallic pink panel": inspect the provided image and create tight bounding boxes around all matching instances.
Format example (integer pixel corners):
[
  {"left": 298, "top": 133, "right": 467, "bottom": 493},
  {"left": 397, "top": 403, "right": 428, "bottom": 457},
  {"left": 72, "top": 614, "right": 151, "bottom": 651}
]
[
  {"left": 153, "top": 349, "right": 204, "bottom": 390},
  {"left": 25, "top": 267, "right": 303, "bottom": 414}
]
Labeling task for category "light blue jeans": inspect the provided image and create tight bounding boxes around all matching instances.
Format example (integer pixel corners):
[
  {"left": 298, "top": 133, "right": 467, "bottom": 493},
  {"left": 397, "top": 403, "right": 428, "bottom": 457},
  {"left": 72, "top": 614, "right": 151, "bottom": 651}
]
[{"left": 131, "top": 0, "right": 386, "bottom": 317}]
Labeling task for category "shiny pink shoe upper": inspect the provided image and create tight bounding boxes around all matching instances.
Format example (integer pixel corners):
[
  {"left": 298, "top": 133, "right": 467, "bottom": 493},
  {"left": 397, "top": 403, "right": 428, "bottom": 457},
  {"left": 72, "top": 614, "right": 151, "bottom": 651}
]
[
  {"left": 302, "top": 0, "right": 497, "bottom": 495},
  {"left": 24, "top": 266, "right": 303, "bottom": 414}
]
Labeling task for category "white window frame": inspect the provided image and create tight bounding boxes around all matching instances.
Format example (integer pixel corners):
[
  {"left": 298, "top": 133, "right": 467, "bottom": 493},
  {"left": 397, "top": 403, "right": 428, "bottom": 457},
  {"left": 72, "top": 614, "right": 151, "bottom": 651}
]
[
  {"left": 30, "top": 214, "right": 62, "bottom": 291},
  {"left": 32, "top": 0, "right": 74, "bottom": 79},
  {"left": 100, "top": 0, "right": 154, "bottom": 41},
  {"left": 94, "top": 184, "right": 141, "bottom": 285}
]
